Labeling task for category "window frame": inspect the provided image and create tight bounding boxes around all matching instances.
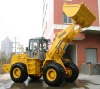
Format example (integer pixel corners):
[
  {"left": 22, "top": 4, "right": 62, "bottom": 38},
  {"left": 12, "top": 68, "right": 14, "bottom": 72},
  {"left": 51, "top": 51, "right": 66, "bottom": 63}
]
[{"left": 63, "top": 13, "right": 72, "bottom": 24}]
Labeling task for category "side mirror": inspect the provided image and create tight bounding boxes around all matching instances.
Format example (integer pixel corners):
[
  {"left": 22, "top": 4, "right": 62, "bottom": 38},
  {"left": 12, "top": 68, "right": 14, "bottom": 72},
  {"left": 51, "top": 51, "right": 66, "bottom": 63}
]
[
  {"left": 26, "top": 47, "right": 29, "bottom": 51},
  {"left": 48, "top": 39, "right": 52, "bottom": 45}
]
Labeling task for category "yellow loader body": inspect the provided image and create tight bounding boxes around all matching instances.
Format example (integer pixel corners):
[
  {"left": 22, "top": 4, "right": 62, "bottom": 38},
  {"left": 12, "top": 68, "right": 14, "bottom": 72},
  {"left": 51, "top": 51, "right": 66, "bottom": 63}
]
[
  {"left": 3, "top": 54, "right": 41, "bottom": 76},
  {"left": 2, "top": 2, "right": 96, "bottom": 87}
]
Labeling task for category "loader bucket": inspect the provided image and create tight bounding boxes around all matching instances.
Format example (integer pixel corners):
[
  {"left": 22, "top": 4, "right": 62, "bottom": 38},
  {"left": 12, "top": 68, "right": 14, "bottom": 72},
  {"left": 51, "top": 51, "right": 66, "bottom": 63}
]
[{"left": 63, "top": 2, "right": 96, "bottom": 28}]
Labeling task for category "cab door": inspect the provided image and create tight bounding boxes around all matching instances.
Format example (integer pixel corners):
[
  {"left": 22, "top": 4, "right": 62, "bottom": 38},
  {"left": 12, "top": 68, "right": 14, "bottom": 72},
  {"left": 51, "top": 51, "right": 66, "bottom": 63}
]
[{"left": 28, "top": 39, "right": 38, "bottom": 58}]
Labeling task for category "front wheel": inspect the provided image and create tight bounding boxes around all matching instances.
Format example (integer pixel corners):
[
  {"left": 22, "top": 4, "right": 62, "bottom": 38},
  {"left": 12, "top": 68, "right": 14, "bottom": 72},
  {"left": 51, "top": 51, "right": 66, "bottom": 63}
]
[
  {"left": 64, "top": 63, "right": 79, "bottom": 82},
  {"left": 43, "top": 63, "right": 65, "bottom": 87},
  {"left": 10, "top": 63, "right": 28, "bottom": 83}
]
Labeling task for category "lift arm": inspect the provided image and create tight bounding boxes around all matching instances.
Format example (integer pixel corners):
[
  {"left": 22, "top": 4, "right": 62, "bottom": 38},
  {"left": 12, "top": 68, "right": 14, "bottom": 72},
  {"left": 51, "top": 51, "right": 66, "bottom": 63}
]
[{"left": 48, "top": 2, "right": 96, "bottom": 59}]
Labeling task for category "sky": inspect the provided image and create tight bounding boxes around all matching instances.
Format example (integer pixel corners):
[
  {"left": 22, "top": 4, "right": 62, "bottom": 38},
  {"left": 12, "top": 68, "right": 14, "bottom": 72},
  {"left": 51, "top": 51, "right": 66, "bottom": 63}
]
[{"left": 0, "top": 0, "right": 43, "bottom": 48}]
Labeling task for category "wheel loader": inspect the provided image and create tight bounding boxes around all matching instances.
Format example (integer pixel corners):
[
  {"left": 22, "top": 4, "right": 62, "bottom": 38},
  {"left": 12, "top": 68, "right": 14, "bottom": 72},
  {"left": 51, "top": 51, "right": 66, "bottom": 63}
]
[{"left": 3, "top": 2, "right": 96, "bottom": 86}]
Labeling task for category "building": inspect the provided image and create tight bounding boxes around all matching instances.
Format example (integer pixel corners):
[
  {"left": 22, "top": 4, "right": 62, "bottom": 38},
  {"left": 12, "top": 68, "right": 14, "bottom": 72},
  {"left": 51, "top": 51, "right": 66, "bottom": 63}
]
[
  {"left": 1, "top": 37, "right": 13, "bottom": 56},
  {"left": 42, "top": 0, "right": 100, "bottom": 70}
]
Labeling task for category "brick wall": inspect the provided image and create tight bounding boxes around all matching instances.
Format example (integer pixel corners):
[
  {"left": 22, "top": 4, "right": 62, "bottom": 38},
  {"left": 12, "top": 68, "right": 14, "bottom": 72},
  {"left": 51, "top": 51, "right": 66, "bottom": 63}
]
[{"left": 73, "top": 34, "right": 100, "bottom": 70}]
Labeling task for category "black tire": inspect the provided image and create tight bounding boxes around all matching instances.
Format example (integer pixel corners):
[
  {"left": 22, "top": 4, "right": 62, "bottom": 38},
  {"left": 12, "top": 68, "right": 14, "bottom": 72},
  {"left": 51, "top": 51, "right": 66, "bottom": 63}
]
[
  {"left": 10, "top": 63, "right": 28, "bottom": 83},
  {"left": 64, "top": 63, "right": 79, "bottom": 82},
  {"left": 29, "top": 75, "right": 41, "bottom": 80},
  {"left": 43, "top": 63, "right": 65, "bottom": 87}
]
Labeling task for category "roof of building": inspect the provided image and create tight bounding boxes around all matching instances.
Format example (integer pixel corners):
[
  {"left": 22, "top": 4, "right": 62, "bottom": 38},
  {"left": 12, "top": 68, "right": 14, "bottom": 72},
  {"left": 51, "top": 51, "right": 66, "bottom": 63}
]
[
  {"left": 82, "top": 26, "right": 100, "bottom": 34},
  {"left": 2, "top": 36, "right": 12, "bottom": 42}
]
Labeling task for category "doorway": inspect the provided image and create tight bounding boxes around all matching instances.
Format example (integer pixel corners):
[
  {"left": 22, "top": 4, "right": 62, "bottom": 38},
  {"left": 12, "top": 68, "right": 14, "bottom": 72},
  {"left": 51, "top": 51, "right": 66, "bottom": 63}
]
[
  {"left": 63, "top": 44, "right": 77, "bottom": 64},
  {"left": 86, "top": 48, "right": 97, "bottom": 64}
]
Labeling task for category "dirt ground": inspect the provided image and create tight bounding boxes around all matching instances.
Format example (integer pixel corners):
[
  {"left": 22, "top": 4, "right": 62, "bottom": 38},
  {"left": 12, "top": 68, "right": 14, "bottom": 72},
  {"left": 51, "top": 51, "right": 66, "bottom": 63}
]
[{"left": 0, "top": 73, "right": 100, "bottom": 89}]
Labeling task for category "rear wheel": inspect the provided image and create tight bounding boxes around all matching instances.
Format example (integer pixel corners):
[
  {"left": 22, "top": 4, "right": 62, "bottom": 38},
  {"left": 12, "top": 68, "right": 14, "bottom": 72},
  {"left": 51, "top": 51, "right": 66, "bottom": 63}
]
[
  {"left": 10, "top": 63, "right": 28, "bottom": 83},
  {"left": 43, "top": 63, "right": 65, "bottom": 87},
  {"left": 64, "top": 63, "right": 79, "bottom": 82}
]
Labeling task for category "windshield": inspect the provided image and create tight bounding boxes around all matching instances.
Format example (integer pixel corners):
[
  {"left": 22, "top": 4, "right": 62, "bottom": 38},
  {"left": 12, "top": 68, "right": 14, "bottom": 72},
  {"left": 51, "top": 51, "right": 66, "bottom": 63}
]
[{"left": 39, "top": 42, "right": 48, "bottom": 50}]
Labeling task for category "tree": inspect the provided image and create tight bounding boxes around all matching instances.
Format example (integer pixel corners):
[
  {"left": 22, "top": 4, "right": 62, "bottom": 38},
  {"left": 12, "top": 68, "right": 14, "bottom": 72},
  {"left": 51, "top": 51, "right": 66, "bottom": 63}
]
[{"left": 0, "top": 51, "right": 11, "bottom": 73}]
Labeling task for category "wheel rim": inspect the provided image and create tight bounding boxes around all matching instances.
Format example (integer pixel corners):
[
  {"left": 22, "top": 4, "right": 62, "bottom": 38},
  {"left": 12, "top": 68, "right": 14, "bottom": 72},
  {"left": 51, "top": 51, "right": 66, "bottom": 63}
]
[
  {"left": 65, "top": 67, "right": 72, "bottom": 77},
  {"left": 13, "top": 68, "right": 21, "bottom": 78},
  {"left": 46, "top": 69, "right": 57, "bottom": 81}
]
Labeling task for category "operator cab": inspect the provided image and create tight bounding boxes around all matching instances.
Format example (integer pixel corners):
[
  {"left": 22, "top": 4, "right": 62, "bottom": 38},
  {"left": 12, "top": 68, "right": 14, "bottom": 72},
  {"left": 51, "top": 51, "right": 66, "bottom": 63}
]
[{"left": 26, "top": 37, "right": 48, "bottom": 61}]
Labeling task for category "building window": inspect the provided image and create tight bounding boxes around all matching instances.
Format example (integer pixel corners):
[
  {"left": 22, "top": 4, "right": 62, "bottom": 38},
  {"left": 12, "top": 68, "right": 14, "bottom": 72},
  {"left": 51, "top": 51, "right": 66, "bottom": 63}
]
[{"left": 63, "top": 13, "right": 71, "bottom": 23}]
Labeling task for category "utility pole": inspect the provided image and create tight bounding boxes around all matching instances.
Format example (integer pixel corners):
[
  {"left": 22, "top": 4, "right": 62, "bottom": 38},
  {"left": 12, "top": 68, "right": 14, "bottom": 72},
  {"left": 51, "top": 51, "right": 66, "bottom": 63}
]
[{"left": 15, "top": 37, "right": 16, "bottom": 53}]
